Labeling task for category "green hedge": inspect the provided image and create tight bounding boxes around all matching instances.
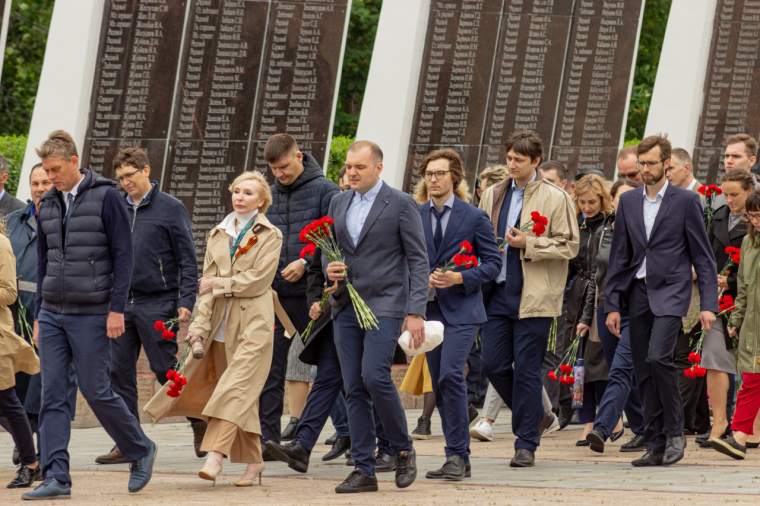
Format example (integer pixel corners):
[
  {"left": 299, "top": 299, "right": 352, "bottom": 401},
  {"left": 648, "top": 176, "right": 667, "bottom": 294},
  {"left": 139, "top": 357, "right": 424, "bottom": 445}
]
[{"left": 0, "top": 135, "right": 27, "bottom": 196}]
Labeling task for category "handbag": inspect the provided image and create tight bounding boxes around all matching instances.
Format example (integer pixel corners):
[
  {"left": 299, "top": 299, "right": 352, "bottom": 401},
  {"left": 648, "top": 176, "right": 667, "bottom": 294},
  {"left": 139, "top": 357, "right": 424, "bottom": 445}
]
[{"left": 588, "top": 226, "right": 608, "bottom": 343}]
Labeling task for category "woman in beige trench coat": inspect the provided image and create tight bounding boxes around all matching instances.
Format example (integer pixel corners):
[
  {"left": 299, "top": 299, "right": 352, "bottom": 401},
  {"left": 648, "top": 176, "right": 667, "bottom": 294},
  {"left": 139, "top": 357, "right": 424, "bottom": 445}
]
[
  {"left": 0, "top": 232, "right": 41, "bottom": 488},
  {"left": 144, "top": 171, "right": 294, "bottom": 487}
]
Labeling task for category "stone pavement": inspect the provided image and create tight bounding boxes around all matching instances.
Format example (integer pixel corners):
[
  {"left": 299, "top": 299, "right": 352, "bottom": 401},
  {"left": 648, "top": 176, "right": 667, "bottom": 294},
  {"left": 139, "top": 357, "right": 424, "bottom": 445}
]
[{"left": 0, "top": 408, "right": 759, "bottom": 505}]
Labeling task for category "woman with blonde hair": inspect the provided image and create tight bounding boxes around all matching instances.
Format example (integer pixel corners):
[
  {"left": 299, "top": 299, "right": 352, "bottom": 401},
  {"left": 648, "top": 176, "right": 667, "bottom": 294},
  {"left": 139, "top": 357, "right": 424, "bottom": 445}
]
[
  {"left": 145, "top": 171, "right": 294, "bottom": 487},
  {"left": 562, "top": 173, "right": 615, "bottom": 445}
]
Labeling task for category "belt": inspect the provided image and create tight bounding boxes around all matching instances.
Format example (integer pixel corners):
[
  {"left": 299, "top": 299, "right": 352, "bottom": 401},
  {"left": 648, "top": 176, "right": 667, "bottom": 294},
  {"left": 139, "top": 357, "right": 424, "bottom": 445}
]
[
  {"left": 634, "top": 277, "right": 647, "bottom": 284},
  {"left": 272, "top": 291, "right": 296, "bottom": 339},
  {"left": 18, "top": 281, "right": 37, "bottom": 293}
]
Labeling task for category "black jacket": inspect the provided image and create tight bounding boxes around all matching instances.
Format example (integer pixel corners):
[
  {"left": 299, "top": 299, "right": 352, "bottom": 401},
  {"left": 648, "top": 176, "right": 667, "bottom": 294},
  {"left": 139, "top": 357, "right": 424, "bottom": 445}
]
[
  {"left": 580, "top": 212, "right": 616, "bottom": 326},
  {"left": 708, "top": 205, "right": 747, "bottom": 350},
  {"left": 36, "top": 170, "right": 133, "bottom": 317},
  {"left": 125, "top": 182, "right": 198, "bottom": 310},
  {"left": 268, "top": 154, "right": 339, "bottom": 298},
  {"left": 299, "top": 248, "right": 337, "bottom": 365}
]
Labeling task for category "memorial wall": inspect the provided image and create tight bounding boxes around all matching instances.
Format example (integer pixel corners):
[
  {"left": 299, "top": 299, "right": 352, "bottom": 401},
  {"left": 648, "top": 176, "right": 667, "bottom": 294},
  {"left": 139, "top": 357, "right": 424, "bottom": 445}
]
[
  {"left": 403, "top": 0, "right": 644, "bottom": 193},
  {"left": 81, "top": 0, "right": 350, "bottom": 266},
  {"left": 691, "top": 0, "right": 760, "bottom": 183}
]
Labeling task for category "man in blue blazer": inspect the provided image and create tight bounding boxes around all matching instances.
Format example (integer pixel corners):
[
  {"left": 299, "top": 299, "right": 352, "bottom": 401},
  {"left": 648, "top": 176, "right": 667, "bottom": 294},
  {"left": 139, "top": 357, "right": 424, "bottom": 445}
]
[
  {"left": 324, "top": 141, "right": 429, "bottom": 494},
  {"left": 606, "top": 134, "right": 718, "bottom": 467},
  {"left": 415, "top": 149, "right": 501, "bottom": 480}
]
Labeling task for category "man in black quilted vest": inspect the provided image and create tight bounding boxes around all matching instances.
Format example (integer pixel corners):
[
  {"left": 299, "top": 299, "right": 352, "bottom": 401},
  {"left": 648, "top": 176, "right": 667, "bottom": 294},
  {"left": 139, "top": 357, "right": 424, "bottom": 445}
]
[{"left": 22, "top": 131, "right": 156, "bottom": 501}]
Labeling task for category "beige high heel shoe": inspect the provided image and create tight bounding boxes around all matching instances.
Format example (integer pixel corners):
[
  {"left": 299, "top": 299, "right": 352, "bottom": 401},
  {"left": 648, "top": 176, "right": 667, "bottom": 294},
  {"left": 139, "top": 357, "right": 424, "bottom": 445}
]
[
  {"left": 235, "top": 462, "right": 265, "bottom": 487},
  {"left": 198, "top": 459, "right": 223, "bottom": 486}
]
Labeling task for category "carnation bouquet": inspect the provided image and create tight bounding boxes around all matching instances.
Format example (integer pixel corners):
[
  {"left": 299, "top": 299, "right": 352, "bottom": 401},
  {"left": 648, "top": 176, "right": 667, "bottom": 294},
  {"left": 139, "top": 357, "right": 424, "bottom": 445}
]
[
  {"left": 300, "top": 217, "right": 378, "bottom": 330},
  {"left": 698, "top": 184, "right": 722, "bottom": 231},
  {"left": 685, "top": 293, "right": 736, "bottom": 379},
  {"left": 497, "top": 211, "right": 547, "bottom": 248},
  {"left": 438, "top": 241, "right": 479, "bottom": 272},
  {"left": 683, "top": 246, "right": 741, "bottom": 333},
  {"left": 547, "top": 332, "right": 582, "bottom": 385}
]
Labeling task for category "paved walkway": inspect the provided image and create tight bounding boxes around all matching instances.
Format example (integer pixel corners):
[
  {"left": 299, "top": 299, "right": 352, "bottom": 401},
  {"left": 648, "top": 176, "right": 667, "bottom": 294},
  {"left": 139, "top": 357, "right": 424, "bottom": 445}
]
[{"left": 0, "top": 409, "right": 758, "bottom": 505}]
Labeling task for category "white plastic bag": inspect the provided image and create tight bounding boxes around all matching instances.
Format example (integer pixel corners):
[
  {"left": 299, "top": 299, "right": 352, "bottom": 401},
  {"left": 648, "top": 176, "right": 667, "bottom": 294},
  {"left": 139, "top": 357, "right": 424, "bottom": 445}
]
[{"left": 398, "top": 320, "right": 445, "bottom": 355}]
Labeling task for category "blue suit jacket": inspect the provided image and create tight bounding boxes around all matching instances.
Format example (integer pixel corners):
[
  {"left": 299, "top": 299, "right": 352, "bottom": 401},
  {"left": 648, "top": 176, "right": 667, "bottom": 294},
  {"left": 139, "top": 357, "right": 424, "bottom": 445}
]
[
  {"left": 420, "top": 196, "right": 502, "bottom": 325},
  {"left": 605, "top": 183, "right": 719, "bottom": 317}
]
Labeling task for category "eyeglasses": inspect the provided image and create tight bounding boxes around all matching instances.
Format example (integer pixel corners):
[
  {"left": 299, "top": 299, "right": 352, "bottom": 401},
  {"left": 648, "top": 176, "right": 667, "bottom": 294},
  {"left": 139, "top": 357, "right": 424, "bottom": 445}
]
[
  {"left": 748, "top": 212, "right": 760, "bottom": 221},
  {"left": 636, "top": 159, "right": 668, "bottom": 169},
  {"left": 424, "top": 170, "right": 450, "bottom": 181},
  {"left": 117, "top": 169, "right": 141, "bottom": 182},
  {"left": 617, "top": 171, "right": 640, "bottom": 180}
]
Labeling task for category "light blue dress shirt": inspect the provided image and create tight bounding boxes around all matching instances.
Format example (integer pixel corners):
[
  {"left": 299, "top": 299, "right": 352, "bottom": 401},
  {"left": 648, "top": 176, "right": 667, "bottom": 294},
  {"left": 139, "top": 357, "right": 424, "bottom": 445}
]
[
  {"left": 346, "top": 178, "right": 383, "bottom": 245},
  {"left": 126, "top": 186, "right": 152, "bottom": 212},
  {"left": 635, "top": 180, "right": 669, "bottom": 279},
  {"left": 497, "top": 171, "right": 537, "bottom": 283}
]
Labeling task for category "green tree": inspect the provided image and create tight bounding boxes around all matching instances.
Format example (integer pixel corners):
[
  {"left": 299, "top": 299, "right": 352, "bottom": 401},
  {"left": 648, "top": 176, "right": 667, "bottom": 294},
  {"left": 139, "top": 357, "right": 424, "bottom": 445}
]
[
  {"left": 327, "top": 135, "right": 354, "bottom": 184},
  {"left": 332, "top": 0, "right": 382, "bottom": 137},
  {"left": 0, "top": 0, "right": 55, "bottom": 137},
  {"left": 626, "top": 0, "right": 672, "bottom": 141},
  {"left": 0, "top": 134, "right": 28, "bottom": 196}
]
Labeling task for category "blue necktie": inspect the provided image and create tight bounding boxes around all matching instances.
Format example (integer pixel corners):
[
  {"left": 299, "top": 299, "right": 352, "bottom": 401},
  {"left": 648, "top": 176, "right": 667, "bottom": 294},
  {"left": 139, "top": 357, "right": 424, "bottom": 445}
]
[
  {"left": 63, "top": 194, "right": 73, "bottom": 231},
  {"left": 431, "top": 206, "right": 449, "bottom": 251}
]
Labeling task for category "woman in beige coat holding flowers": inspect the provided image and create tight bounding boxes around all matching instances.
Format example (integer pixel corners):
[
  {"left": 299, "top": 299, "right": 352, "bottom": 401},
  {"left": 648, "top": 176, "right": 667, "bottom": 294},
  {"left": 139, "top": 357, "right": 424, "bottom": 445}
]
[{"left": 145, "top": 171, "right": 293, "bottom": 486}]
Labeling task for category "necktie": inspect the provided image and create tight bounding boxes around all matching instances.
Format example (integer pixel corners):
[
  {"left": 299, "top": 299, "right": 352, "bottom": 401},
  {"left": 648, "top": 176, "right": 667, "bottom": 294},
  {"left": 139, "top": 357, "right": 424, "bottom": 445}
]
[
  {"left": 431, "top": 206, "right": 449, "bottom": 251},
  {"left": 63, "top": 194, "right": 73, "bottom": 231}
]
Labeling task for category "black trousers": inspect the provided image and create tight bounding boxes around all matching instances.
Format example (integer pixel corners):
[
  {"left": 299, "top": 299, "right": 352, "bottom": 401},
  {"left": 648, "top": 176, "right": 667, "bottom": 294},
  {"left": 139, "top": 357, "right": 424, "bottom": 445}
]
[
  {"left": 0, "top": 388, "right": 36, "bottom": 466},
  {"left": 465, "top": 329, "right": 488, "bottom": 406},
  {"left": 675, "top": 328, "right": 710, "bottom": 434},
  {"left": 260, "top": 295, "right": 311, "bottom": 444},
  {"left": 628, "top": 279, "right": 684, "bottom": 452}
]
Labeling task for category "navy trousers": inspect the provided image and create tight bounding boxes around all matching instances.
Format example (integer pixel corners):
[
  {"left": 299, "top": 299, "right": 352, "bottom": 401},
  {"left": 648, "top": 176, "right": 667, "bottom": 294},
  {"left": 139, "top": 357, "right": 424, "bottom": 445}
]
[
  {"left": 38, "top": 309, "right": 152, "bottom": 485},
  {"left": 594, "top": 309, "right": 645, "bottom": 439},
  {"left": 481, "top": 287, "right": 552, "bottom": 452},
  {"left": 293, "top": 336, "right": 344, "bottom": 453},
  {"left": 628, "top": 280, "right": 684, "bottom": 452},
  {"left": 333, "top": 304, "right": 410, "bottom": 476},
  {"left": 425, "top": 302, "right": 477, "bottom": 460}
]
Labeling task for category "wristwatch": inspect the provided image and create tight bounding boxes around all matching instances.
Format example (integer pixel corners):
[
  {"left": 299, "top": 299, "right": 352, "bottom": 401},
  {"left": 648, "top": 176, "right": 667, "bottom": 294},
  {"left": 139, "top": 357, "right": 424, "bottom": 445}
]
[
  {"left": 408, "top": 314, "right": 424, "bottom": 319},
  {"left": 301, "top": 258, "right": 309, "bottom": 269}
]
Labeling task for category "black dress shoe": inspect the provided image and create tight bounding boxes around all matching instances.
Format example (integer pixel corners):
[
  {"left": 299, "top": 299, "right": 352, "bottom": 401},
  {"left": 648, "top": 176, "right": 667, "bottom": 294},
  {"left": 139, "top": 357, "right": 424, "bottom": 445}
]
[
  {"left": 335, "top": 469, "right": 378, "bottom": 494},
  {"left": 12, "top": 447, "right": 20, "bottom": 466},
  {"left": 558, "top": 407, "right": 574, "bottom": 431},
  {"left": 620, "top": 435, "right": 646, "bottom": 452},
  {"left": 323, "top": 436, "right": 351, "bottom": 462},
  {"left": 610, "top": 428, "right": 625, "bottom": 442},
  {"left": 468, "top": 402, "right": 479, "bottom": 428},
  {"left": 509, "top": 448, "right": 535, "bottom": 467},
  {"left": 425, "top": 455, "right": 466, "bottom": 480},
  {"left": 346, "top": 448, "right": 354, "bottom": 466},
  {"left": 682, "top": 428, "right": 697, "bottom": 436},
  {"left": 586, "top": 429, "right": 605, "bottom": 453},
  {"left": 376, "top": 451, "right": 396, "bottom": 472},
  {"left": 325, "top": 432, "right": 338, "bottom": 446},
  {"left": 631, "top": 450, "right": 663, "bottom": 466},
  {"left": 191, "top": 420, "right": 208, "bottom": 458},
  {"left": 695, "top": 427, "right": 711, "bottom": 444},
  {"left": 411, "top": 416, "right": 432, "bottom": 440},
  {"left": 261, "top": 445, "right": 277, "bottom": 462},
  {"left": 663, "top": 436, "right": 686, "bottom": 466},
  {"left": 395, "top": 449, "right": 417, "bottom": 488},
  {"left": 746, "top": 441, "right": 759, "bottom": 449},
  {"left": 575, "top": 439, "right": 589, "bottom": 447},
  {"left": 710, "top": 436, "right": 746, "bottom": 460},
  {"left": 281, "top": 417, "right": 299, "bottom": 442},
  {"left": 264, "top": 440, "right": 310, "bottom": 473},
  {"left": 7, "top": 465, "right": 41, "bottom": 489}
]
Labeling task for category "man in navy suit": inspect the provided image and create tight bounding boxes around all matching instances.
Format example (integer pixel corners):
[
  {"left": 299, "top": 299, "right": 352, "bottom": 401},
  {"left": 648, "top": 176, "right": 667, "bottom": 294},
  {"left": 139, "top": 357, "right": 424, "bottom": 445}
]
[
  {"left": 415, "top": 149, "right": 501, "bottom": 480},
  {"left": 606, "top": 133, "right": 718, "bottom": 467}
]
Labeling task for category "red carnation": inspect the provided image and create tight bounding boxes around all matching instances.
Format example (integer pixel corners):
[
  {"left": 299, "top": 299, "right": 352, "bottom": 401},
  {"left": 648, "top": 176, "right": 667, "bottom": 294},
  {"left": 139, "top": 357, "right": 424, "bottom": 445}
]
[
  {"left": 560, "top": 364, "right": 573, "bottom": 374},
  {"left": 167, "top": 389, "right": 180, "bottom": 398},
  {"left": 453, "top": 254, "right": 464, "bottom": 266},
  {"left": 531, "top": 211, "right": 542, "bottom": 223},
  {"left": 564, "top": 375, "right": 575, "bottom": 385},
  {"left": 166, "top": 370, "right": 178, "bottom": 382},
  {"left": 154, "top": 321, "right": 165, "bottom": 332},
  {"left": 698, "top": 185, "right": 706, "bottom": 195},
  {"left": 460, "top": 241, "right": 473, "bottom": 253},
  {"left": 548, "top": 370, "right": 557, "bottom": 380},
  {"left": 726, "top": 246, "right": 741, "bottom": 265},
  {"left": 719, "top": 294, "right": 735, "bottom": 313},
  {"left": 688, "top": 352, "right": 701, "bottom": 364},
  {"left": 695, "top": 366, "right": 707, "bottom": 377},
  {"left": 539, "top": 216, "right": 548, "bottom": 226},
  {"left": 532, "top": 223, "right": 546, "bottom": 237},
  {"left": 162, "top": 329, "right": 175, "bottom": 340},
  {"left": 300, "top": 243, "right": 316, "bottom": 259},
  {"left": 470, "top": 256, "right": 479, "bottom": 267},
  {"left": 684, "top": 367, "right": 694, "bottom": 378}
]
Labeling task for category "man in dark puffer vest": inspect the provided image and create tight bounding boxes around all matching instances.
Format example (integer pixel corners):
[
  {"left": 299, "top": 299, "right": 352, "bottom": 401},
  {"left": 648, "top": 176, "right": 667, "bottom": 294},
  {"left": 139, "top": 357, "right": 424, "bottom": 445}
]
[
  {"left": 259, "top": 133, "right": 339, "bottom": 449},
  {"left": 23, "top": 131, "right": 156, "bottom": 501}
]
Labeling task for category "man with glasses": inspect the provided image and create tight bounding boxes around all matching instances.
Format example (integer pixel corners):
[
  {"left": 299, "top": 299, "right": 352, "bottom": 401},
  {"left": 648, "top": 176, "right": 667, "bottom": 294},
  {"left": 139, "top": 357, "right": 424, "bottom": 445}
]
[
  {"left": 95, "top": 147, "right": 202, "bottom": 465},
  {"left": 606, "top": 134, "right": 717, "bottom": 467},
  {"left": 617, "top": 146, "right": 643, "bottom": 185}
]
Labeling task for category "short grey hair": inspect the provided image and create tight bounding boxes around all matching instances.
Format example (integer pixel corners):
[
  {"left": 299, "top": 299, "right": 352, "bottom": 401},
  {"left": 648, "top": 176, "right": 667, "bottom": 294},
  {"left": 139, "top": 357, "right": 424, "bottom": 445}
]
[{"left": 0, "top": 156, "right": 8, "bottom": 176}]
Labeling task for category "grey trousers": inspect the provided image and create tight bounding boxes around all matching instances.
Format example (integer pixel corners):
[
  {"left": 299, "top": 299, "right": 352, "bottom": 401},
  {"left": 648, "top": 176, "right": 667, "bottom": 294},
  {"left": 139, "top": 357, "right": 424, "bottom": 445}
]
[{"left": 482, "top": 382, "right": 552, "bottom": 421}]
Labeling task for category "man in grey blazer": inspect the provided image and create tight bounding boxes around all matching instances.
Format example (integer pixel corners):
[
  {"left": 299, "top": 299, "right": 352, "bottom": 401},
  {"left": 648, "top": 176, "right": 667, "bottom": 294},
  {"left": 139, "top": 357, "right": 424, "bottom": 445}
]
[
  {"left": 0, "top": 156, "right": 25, "bottom": 218},
  {"left": 325, "top": 141, "right": 429, "bottom": 494}
]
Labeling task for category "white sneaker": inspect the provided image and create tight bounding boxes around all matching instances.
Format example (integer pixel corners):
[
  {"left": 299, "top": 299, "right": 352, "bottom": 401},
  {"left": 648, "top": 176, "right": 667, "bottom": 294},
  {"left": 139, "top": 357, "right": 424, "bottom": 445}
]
[
  {"left": 542, "top": 413, "right": 560, "bottom": 436},
  {"left": 469, "top": 419, "right": 493, "bottom": 442}
]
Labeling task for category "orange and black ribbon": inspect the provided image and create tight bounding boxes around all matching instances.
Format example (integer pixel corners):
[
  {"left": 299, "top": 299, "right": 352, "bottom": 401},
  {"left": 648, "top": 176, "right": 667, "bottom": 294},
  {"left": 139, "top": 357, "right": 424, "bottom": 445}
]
[{"left": 235, "top": 235, "right": 258, "bottom": 259}]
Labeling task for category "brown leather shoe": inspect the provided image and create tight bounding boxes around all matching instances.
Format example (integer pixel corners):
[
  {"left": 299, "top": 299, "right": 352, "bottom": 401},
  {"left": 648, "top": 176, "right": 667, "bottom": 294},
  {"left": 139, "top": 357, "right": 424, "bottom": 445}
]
[
  {"left": 509, "top": 449, "right": 535, "bottom": 468},
  {"left": 192, "top": 420, "right": 208, "bottom": 458},
  {"left": 95, "top": 445, "right": 130, "bottom": 464}
]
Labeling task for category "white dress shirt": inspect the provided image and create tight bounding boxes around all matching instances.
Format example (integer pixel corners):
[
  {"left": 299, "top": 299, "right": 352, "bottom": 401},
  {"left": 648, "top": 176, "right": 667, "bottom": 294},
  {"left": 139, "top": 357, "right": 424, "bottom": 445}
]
[
  {"left": 636, "top": 180, "right": 669, "bottom": 279},
  {"left": 428, "top": 192, "right": 456, "bottom": 301},
  {"left": 62, "top": 176, "right": 84, "bottom": 212},
  {"left": 345, "top": 179, "right": 383, "bottom": 245}
]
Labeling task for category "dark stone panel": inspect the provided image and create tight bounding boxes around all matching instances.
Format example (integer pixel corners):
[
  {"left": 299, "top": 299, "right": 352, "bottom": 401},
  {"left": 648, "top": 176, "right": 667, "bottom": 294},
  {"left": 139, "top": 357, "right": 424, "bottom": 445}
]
[
  {"left": 82, "top": 0, "right": 187, "bottom": 160},
  {"left": 82, "top": 138, "right": 166, "bottom": 181},
  {"left": 691, "top": 0, "right": 760, "bottom": 183},
  {"left": 164, "top": 139, "right": 249, "bottom": 268},
  {"left": 480, "top": 9, "right": 573, "bottom": 172},
  {"left": 550, "top": 1, "right": 643, "bottom": 176},
  {"left": 551, "top": 146, "right": 618, "bottom": 179},
  {"left": 503, "top": 0, "right": 574, "bottom": 16},
  {"left": 250, "top": 1, "right": 349, "bottom": 150}
]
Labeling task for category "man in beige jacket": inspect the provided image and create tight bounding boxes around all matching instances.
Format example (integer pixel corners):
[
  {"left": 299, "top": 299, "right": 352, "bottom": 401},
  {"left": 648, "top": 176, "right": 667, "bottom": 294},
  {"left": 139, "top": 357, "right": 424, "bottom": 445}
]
[{"left": 478, "top": 131, "right": 579, "bottom": 468}]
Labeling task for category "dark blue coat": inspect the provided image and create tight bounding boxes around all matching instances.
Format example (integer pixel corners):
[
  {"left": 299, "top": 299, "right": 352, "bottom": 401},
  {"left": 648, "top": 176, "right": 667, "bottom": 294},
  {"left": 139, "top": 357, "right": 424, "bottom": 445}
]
[
  {"left": 268, "top": 153, "right": 339, "bottom": 298},
  {"left": 605, "top": 183, "right": 719, "bottom": 317},
  {"left": 6, "top": 202, "right": 37, "bottom": 331},
  {"left": 420, "top": 195, "right": 502, "bottom": 325}
]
